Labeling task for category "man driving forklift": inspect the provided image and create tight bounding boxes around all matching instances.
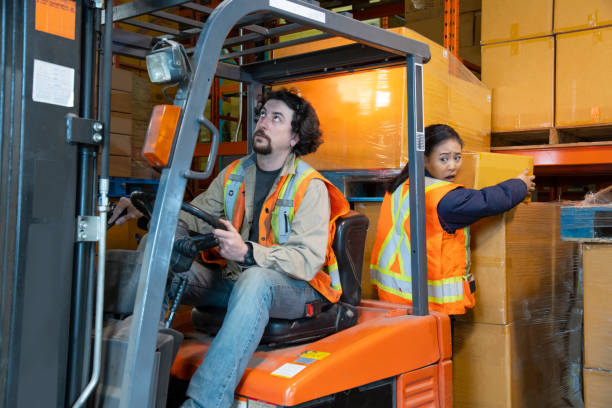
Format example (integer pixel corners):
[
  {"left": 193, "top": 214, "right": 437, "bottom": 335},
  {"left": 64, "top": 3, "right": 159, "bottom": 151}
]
[{"left": 110, "top": 88, "right": 349, "bottom": 408}]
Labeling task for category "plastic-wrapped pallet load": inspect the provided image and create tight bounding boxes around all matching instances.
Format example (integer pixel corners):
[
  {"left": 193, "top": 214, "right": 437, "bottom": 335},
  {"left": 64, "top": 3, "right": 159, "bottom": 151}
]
[
  {"left": 454, "top": 202, "right": 578, "bottom": 407},
  {"left": 274, "top": 27, "right": 491, "bottom": 170},
  {"left": 561, "top": 186, "right": 612, "bottom": 408}
]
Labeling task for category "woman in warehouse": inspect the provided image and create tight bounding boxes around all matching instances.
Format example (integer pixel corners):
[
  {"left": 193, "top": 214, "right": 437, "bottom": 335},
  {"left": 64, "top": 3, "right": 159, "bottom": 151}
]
[{"left": 369, "top": 124, "right": 535, "bottom": 317}]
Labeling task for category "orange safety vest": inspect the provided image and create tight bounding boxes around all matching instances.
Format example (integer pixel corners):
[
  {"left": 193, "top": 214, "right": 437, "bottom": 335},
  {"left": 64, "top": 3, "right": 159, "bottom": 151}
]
[
  {"left": 204, "top": 155, "right": 350, "bottom": 303},
  {"left": 369, "top": 177, "right": 475, "bottom": 315}
]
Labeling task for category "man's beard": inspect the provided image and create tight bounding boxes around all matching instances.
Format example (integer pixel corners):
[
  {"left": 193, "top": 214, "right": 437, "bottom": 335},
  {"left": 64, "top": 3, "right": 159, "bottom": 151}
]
[{"left": 253, "top": 129, "right": 272, "bottom": 155}]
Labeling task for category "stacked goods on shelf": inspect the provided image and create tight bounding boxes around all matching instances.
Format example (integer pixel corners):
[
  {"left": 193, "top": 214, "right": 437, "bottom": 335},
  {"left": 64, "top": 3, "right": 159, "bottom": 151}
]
[
  {"left": 482, "top": 0, "right": 612, "bottom": 138},
  {"left": 107, "top": 67, "right": 134, "bottom": 177},
  {"left": 481, "top": 0, "right": 555, "bottom": 133},
  {"left": 274, "top": 26, "right": 491, "bottom": 170},
  {"left": 582, "top": 244, "right": 612, "bottom": 408}
]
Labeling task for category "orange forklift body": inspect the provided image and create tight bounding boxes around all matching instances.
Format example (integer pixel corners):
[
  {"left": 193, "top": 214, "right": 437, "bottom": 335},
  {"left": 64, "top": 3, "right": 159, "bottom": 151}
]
[{"left": 171, "top": 300, "right": 452, "bottom": 407}]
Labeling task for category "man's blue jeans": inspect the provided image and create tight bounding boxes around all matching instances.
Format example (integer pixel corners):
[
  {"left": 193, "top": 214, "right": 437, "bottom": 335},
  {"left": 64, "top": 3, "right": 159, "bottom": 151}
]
[{"left": 175, "top": 263, "right": 324, "bottom": 408}]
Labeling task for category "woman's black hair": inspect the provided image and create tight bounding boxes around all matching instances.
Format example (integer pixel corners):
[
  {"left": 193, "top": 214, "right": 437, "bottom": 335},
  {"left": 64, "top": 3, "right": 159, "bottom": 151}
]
[
  {"left": 255, "top": 88, "right": 323, "bottom": 156},
  {"left": 386, "top": 124, "right": 464, "bottom": 193}
]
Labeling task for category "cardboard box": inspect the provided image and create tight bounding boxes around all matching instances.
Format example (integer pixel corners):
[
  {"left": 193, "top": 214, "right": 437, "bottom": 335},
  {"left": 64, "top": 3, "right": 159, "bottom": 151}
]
[
  {"left": 554, "top": 0, "right": 612, "bottom": 33},
  {"left": 111, "top": 68, "right": 133, "bottom": 92},
  {"left": 109, "top": 133, "right": 132, "bottom": 157},
  {"left": 583, "top": 244, "right": 612, "bottom": 371},
  {"left": 481, "top": 0, "right": 553, "bottom": 44},
  {"left": 99, "top": 155, "right": 132, "bottom": 178},
  {"left": 459, "top": 203, "right": 576, "bottom": 325},
  {"left": 353, "top": 202, "right": 382, "bottom": 300},
  {"left": 482, "top": 37, "right": 554, "bottom": 132},
  {"left": 556, "top": 27, "right": 612, "bottom": 126},
  {"left": 276, "top": 27, "right": 491, "bottom": 170},
  {"left": 110, "top": 113, "right": 133, "bottom": 135},
  {"left": 111, "top": 90, "right": 133, "bottom": 114},
  {"left": 584, "top": 368, "right": 612, "bottom": 408},
  {"left": 455, "top": 151, "right": 533, "bottom": 192},
  {"left": 453, "top": 320, "right": 566, "bottom": 408}
]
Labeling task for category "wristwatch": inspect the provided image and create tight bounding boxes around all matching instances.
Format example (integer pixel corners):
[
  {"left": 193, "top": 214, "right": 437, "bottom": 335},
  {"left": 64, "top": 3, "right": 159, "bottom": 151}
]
[{"left": 239, "top": 241, "right": 256, "bottom": 267}]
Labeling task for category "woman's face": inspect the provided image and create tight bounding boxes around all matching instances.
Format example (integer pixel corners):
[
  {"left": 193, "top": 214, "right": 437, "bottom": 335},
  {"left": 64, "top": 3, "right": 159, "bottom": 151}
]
[{"left": 424, "top": 138, "right": 463, "bottom": 182}]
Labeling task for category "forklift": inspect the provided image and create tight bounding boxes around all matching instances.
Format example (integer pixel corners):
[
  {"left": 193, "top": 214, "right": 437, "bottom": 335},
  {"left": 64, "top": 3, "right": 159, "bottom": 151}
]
[{"left": 0, "top": 1, "right": 451, "bottom": 407}]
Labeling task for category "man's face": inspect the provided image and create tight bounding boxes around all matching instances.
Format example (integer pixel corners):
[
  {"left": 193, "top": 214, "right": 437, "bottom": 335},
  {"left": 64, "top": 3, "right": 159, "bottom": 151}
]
[{"left": 253, "top": 99, "right": 299, "bottom": 156}]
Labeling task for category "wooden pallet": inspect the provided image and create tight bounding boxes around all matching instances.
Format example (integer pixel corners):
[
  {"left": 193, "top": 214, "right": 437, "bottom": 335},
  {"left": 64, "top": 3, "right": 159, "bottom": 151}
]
[{"left": 491, "top": 123, "right": 612, "bottom": 147}]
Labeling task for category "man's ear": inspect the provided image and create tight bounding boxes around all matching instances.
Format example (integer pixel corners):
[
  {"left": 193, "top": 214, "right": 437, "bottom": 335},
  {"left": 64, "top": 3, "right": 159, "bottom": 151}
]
[{"left": 290, "top": 133, "right": 299, "bottom": 147}]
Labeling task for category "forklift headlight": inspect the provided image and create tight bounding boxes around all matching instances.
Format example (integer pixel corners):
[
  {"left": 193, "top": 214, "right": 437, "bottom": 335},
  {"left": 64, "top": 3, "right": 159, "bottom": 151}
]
[{"left": 146, "top": 39, "right": 191, "bottom": 84}]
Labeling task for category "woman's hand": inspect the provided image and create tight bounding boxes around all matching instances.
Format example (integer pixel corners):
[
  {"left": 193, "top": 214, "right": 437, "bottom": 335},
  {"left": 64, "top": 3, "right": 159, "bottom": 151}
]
[
  {"left": 516, "top": 168, "right": 536, "bottom": 196},
  {"left": 213, "top": 219, "right": 248, "bottom": 262}
]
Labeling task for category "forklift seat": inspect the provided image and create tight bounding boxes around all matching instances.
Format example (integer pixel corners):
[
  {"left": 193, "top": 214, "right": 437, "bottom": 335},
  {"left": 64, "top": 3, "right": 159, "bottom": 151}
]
[{"left": 191, "top": 210, "right": 369, "bottom": 346}]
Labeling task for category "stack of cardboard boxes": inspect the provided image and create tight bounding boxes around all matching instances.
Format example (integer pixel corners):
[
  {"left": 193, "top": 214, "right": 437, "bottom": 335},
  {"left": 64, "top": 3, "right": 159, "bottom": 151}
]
[
  {"left": 108, "top": 68, "right": 134, "bottom": 177},
  {"left": 582, "top": 244, "right": 612, "bottom": 407},
  {"left": 481, "top": 0, "right": 612, "bottom": 135}
]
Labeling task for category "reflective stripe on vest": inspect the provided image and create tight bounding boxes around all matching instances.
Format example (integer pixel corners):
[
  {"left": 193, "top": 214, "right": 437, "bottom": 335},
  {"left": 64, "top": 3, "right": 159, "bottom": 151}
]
[
  {"left": 224, "top": 155, "right": 255, "bottom": 222},
  {"left": 271, "top": 160, "right": 315, "bottom": 244},
  {"left": 370, "top": 178, "right": 466, "bottom": 303}
]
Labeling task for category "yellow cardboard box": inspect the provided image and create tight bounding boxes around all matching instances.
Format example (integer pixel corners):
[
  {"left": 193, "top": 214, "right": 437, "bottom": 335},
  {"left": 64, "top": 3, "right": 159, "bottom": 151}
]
[
  {"left": 556, "top": 27, "right": 612, "bottom": 126},
  {"left": 481, "top": 0, "right": 553, "bottom": 44},
  {"left": 583, "top": 244, "right": 612, "bottom": 371},
  {"left": 554, "top": 0, "right": 612, "bottom": 33},
  {"left": 482, "top": 37, "right": 554, "bottom": 132}
]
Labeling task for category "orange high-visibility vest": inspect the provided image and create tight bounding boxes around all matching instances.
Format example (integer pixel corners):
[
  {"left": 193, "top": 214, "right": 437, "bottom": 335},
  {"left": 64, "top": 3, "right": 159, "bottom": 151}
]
[
  {"left": 205, "top": 155, "right": 350, "bottom": 303},
  {"left": 369, "top": 177, "right": 475, "bottom": 315}
]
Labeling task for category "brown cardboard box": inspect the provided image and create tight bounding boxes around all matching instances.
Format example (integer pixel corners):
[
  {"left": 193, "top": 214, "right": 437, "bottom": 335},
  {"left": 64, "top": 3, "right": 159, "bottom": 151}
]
[
  {"left": 277, "top": 27, "right": 490, "bottom": 170},
  {"left": 460, "top": 203, "right": 575, "bottom": 325},
  {"left": 583, "top": 244, "right": 612, "bottom": 371},
  {"left": 110, "top": 113, "right": 132, "bottom": 135},
  {"left": 109, "top": 133, "right": 132, "bottom": 157},
  {"left": 482, "top": 37, "right": 555, "bottom": 132},
  {"left": 99, "top": 155, "right": 132, "bottom": 178},
  {"left": 556, "top": 27, "right": 612, "bottom": 126},
  {"left": 111, "top": 68, "right": 133, "bottom": 92},
  {"left": 554, "top": 0, "right": 612, "bottom": 33},
  {"left": 481, "top": 0, "right": 553, "bottom": 44},
  {"left": 584, "top": 368, "right": 612, "bottom": 408},
  {"left": 353, "top": 202, "right": 382, "bottom": 300},
  {"left": 111, "top": 90, "right": 133, "bottom": 114},
  {"left": 453, "top": 320, "right": 566, "bottom": 408}
]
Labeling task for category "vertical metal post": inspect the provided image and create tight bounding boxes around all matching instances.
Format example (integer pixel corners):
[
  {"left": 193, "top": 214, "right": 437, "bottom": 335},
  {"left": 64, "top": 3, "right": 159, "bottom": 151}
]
[
  {"left": 406, "top": 56, "right": 428, "bottom": 316},
  {"left": 67, "top": 3, "right": 97, "bottom": 403},
  {"left": 246, "top": 82, "right": 262, "bottom": 153}
]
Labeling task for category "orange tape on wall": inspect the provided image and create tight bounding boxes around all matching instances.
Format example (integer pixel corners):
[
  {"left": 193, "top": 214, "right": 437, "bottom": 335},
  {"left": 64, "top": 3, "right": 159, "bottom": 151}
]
[{"left": 35, "top": 0, "right": 76, "bottom": 40}]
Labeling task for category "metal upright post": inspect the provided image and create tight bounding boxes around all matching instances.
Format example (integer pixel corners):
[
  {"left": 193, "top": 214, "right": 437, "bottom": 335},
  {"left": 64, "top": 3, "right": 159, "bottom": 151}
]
[{"left": 406, "top": 55, "right": 428, "bottom": 316}]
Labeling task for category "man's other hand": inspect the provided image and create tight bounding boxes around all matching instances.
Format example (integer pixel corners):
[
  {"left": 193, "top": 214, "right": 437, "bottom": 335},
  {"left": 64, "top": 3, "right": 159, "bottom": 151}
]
[
  {"left": 516, "top": 168, "right": 536, "bottom": 197},
  {"left": 214, "top": 219, "right": 248, "bottom": 262},
  {"left": 108, "top": 196, "right": 143, "bottom": 226}
]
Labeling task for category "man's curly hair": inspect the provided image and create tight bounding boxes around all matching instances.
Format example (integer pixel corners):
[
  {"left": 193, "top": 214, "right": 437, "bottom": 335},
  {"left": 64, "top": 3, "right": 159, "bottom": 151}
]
[{"left": 255, "top": 88, "right": 323, "bottom": 156}]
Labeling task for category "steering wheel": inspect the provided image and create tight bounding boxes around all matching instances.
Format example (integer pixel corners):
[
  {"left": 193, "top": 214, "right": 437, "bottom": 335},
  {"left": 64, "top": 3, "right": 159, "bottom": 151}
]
[{"left": 128, "top": 191, "right": 227, "bottom": 272}]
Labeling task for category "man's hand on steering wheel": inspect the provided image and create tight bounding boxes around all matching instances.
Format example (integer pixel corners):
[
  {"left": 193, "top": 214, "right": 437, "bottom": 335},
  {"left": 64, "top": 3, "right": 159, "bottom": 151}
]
[{"left": 214, "top": 219, "right": 249, "bottom": 263}]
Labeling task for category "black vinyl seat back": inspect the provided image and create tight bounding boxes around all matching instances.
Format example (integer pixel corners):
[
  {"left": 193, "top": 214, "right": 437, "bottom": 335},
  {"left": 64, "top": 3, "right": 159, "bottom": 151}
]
[{"left": 191, "top": 210, "right": 369, "bottom": 346}]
